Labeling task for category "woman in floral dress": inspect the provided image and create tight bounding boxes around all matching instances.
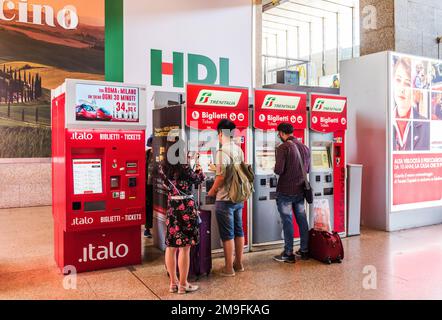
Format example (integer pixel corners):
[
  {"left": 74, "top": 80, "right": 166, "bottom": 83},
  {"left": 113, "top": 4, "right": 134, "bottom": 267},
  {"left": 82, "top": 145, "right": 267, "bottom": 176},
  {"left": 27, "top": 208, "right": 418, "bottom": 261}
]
[{"left": 161, "top": 158, "right": 205, "bottom": 294}]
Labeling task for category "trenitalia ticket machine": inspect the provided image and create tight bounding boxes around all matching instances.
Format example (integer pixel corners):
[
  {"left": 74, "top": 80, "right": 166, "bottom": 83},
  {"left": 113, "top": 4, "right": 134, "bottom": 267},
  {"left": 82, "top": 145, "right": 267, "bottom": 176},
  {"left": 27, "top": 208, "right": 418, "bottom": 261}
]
[
  {"left": 252, "top": 89, "right": 307, "bottom": 246},
  {"left": 152, "top": 84, "right": 251, "bottom": 252},
  {"left": 308, "top": 94, "right": 348, "bottom": 234},
  {"left": 52, "top": 79, "right": 147, "bottom": 273}
]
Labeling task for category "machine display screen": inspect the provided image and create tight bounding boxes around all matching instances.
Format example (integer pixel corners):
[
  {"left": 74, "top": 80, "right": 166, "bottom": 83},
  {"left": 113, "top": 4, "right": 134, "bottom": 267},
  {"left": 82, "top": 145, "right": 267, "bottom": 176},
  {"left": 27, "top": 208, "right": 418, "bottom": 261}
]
[
  {"left": 189, "top": 152, "right": 214, "bottom": 172},
  {"left": 75, "top": 84, "right": 140, "bottom": 123},
  {"left": 72, "top": 159, "right": 103, "bottom": 195},
  {"left": 312, "top": 149, "right": 331, "bottom": 170},
  {"left": 256, "top": 150, "right": 276, "bottom": 174}
]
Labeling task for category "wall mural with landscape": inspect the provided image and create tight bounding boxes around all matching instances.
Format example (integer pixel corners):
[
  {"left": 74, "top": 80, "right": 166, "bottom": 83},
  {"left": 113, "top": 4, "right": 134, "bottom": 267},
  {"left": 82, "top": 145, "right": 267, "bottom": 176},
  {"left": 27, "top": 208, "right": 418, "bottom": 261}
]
[{"left": 0, "top": 0, "right": 105, "bottom": 158}]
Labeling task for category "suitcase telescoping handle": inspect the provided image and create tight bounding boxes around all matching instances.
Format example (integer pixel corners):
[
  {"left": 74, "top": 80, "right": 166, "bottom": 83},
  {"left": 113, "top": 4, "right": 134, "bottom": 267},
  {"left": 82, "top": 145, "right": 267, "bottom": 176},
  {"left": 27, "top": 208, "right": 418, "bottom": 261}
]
[{"left": 197, "top": 184, "right": 201, "bottom": 209}]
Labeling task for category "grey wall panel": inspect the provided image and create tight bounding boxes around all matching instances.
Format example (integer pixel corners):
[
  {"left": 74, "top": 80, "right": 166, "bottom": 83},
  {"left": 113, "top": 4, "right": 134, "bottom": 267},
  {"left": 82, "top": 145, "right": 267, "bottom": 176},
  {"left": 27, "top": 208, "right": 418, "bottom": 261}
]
[{"left": 340, "top": 51, "right": 390, "bottom": 231}]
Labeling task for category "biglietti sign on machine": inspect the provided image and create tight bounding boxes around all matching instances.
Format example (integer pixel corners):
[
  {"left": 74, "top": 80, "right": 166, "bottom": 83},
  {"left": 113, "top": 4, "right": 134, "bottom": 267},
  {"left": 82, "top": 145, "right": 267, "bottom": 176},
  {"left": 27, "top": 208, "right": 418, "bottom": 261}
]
[{"left": 51, "top": 79, "right": 147, "bottom": 273}]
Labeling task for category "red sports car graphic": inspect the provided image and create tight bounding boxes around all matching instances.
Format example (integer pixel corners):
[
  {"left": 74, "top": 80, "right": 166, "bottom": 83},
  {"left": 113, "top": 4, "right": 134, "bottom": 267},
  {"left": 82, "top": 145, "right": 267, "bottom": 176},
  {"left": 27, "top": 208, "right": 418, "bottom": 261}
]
[
  {"left": 76, "top": 104, "right": 97, "bottom": 121},
  {"left": 96, "top": 107, "right": 113, "bottom": 121}
]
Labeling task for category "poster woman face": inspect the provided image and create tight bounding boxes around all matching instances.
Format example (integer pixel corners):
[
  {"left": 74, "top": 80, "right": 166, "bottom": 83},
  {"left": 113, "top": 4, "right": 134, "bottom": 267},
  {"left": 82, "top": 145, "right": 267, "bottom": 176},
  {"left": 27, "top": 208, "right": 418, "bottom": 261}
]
[{"left": 394, "top": 59, "right": 412, "bottom": 118}]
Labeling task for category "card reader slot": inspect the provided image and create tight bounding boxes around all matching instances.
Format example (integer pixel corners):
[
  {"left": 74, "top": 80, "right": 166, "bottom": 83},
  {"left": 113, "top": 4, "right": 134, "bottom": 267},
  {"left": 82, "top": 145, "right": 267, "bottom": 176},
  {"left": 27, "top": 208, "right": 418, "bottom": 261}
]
[
  {"left": 126, "top": 162, "right": 138, "bottom": 168},
  {"left": 84, "top": 201, "right": 106, "bottom": 212},
  {"left": 269, "top": 192, "right": 278, "bottom": 200},
  {"left": 323, "top": 188, "right": 334, "bottom": 196}
]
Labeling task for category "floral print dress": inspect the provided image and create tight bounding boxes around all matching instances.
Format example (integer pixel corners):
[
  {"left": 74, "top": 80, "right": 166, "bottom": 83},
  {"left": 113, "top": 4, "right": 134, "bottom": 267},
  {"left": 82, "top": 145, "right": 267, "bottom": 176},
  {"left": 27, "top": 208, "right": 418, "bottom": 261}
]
[{"left": 163, "top": 166, "right": 205, "bottom": 248}]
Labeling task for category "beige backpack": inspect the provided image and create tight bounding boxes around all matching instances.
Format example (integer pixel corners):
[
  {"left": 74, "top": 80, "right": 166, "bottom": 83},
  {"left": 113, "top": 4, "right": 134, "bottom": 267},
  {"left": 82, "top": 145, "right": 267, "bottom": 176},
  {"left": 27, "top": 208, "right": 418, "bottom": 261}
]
[{"left": 222, "top": 150, "right": 255, "bottom": 203}]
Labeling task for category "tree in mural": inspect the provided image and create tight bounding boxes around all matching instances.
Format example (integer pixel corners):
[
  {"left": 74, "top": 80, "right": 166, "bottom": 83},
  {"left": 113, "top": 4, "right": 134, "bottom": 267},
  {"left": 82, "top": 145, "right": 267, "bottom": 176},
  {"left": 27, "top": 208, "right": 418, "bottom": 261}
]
[{"left": 0, "top": 65, "right": 43, "bottom": 105}]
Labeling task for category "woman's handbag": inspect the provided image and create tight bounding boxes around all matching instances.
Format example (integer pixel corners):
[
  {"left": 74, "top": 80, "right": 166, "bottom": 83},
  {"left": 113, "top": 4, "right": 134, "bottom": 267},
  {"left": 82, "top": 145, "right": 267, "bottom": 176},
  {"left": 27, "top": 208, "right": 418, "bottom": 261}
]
[
  {"left": 291, "top": 141, "right": 314, "bottom": 204},
  {"left": 167, "top": 179, "right": 202, "bottom": 225}
]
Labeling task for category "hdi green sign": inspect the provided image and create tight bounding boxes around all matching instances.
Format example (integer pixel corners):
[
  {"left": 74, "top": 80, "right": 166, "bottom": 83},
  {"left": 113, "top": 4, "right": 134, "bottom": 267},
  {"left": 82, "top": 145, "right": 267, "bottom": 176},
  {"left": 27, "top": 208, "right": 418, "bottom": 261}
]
[{"left": 150, "top": 49, "right": 230, "bottom": 88}]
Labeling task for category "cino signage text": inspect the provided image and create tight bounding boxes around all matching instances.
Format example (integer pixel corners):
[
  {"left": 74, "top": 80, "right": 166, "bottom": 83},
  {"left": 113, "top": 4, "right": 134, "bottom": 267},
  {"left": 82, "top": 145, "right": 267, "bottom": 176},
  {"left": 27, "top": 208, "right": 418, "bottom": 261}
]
[{"left": 0, "top": 0, "right": 79, "bottom": 29}]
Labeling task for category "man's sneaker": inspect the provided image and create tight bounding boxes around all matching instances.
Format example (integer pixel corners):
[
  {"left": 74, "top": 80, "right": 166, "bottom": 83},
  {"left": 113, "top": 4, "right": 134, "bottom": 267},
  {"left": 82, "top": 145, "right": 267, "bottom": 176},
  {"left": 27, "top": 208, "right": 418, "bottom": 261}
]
[
  {"left": 273, "top": 252, "right": 296, "bottom": 264},
  {"left": 295, "top": 250, "right": 310, "bottom": 260},
  {"left": 144, "top": 229, "right": 152, "bottom": 238}
]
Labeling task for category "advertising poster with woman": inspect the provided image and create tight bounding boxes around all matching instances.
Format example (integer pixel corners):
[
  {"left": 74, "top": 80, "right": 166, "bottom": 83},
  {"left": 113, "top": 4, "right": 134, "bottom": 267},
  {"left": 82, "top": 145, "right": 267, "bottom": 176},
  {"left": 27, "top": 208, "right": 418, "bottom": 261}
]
[
  {"left": 0, "top": 0, "right": 104, "bottom": 158},
  {"left": 391, "top": 53, "right": 442, "bottom": 210}
]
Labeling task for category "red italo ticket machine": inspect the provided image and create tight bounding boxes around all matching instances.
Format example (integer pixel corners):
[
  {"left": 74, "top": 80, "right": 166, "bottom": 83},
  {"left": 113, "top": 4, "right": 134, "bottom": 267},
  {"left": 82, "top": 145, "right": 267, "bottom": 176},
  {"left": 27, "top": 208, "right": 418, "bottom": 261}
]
[
  {"left": 252, "top": 89, "right": 307, "bottom": 246},
  {"left": 308, "top": 93, "right": 348, "bottom": 235},
  {"left": 51, "top": 79, "right": 147, "bottom": 273}
]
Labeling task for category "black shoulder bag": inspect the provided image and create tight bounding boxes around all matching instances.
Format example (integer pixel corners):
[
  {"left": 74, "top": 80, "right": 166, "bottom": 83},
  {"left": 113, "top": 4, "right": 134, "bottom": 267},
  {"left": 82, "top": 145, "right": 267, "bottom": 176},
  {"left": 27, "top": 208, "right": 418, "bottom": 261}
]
[{"left": 291, "top": 141, "right": 313, "bottom": 204}]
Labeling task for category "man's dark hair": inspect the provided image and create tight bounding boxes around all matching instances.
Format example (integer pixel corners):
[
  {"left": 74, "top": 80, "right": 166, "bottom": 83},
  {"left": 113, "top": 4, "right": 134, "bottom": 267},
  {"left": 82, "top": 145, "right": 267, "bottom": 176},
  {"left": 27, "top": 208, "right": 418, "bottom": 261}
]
[
  {"left": 277, "top": 123, "right": 294, "bottom": 135},
  {"left": 217, "top": 119, "right": 237, "bottom": 137}
]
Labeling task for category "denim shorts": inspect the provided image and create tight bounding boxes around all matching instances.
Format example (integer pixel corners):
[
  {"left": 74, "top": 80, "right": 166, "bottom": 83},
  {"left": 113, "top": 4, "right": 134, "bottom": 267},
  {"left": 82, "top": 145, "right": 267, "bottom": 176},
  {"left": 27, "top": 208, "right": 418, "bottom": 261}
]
[{"left": 215, "top": 201, "right": 244, "bottom": 241}]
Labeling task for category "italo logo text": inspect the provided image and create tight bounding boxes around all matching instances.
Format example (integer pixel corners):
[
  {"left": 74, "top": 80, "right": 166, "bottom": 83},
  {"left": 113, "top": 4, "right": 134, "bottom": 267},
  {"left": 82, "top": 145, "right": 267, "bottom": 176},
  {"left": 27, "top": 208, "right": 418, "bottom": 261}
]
[
  {"left": 0, "top": 0, "right": 79, "bottom": 29},
  {"left": 78, "top": 242, "right": 129, "bottom": 263},
  {"left": 195, "top": 90, "right": 241, "bottom": 107},
  {"left": 71, "top": 217, "right": 93, "bottom": 226},
  {"left": 151, "top": 49, "right": 230, "bottom": 88},
  {"left": 71, "top": 132, "right": 93, "bottom": 140},
  {"left": 313, "top": 98, "right": 346, "bottom": 113},
  {"left": 262, "top": 95, "right": 301, "bottom": 110}
]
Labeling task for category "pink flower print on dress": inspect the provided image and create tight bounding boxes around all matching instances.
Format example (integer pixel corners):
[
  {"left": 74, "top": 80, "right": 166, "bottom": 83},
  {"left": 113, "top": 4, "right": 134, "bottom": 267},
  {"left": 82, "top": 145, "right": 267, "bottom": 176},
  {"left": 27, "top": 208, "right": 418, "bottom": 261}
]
[
  {"left": 178, "top": 204, "right": 185, "bottom": 211},
  {"left": 176, "top": 239, "right": 182, "bottom": 246},
  {"left": 182, "top": 214, "right": 190, "bottom": 221},
  {"left": 169, "top": 227, "right": 176, "bottom": 235},
  {"left": 188, "top": 200, "right": 194, "bottom": 206}
]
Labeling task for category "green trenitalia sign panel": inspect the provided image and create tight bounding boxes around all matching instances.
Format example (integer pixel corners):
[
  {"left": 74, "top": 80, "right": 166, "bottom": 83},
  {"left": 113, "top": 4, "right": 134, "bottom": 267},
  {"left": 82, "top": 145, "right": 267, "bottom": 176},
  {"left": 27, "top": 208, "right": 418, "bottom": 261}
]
[{"left": 105, "top": 0, "right": 124, "bottom": 82}]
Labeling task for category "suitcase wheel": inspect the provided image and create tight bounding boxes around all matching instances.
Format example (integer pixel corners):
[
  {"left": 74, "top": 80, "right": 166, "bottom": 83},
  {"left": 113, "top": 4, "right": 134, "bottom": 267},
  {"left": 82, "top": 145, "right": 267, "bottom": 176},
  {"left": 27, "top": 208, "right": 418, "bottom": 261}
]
[
  {"left": 326, "top": 257, "right": 332, "bottom": 265},
  {"left": 336, "top": 255, "right": 342, "bottom": 263}
]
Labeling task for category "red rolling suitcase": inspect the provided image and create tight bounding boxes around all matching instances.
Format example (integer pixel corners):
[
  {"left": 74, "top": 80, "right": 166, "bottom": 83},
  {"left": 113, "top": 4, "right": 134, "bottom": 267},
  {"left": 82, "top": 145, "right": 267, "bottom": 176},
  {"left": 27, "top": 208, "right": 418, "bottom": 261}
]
[{"left": 308, "top": 229, "right": 344, "bottom": 264}]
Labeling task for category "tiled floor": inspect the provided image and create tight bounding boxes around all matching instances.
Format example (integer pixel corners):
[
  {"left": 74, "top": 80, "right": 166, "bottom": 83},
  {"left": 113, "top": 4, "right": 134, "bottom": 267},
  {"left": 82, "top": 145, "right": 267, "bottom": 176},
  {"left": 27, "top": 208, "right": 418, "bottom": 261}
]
[{"left": 1, "top": 206, "right": 442, "bottom": 300}]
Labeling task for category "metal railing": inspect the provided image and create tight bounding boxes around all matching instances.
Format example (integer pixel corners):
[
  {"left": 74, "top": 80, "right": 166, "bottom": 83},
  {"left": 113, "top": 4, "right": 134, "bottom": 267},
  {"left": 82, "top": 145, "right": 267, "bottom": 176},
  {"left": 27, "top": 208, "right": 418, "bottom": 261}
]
[{"left": 262, "top": 54, "right": 311, "bottom": 85}]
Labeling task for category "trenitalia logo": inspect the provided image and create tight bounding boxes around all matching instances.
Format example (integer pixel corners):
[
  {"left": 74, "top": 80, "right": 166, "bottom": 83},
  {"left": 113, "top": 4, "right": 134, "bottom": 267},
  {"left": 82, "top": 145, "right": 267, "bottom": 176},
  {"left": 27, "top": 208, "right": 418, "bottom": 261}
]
[
  {"left": 262, "top": 95, "right": 301, "bottom": 110},
  {"left": 0, "top": 0, "right": 79, "bottom": 29},
  {"left": 199, "top": 92, "right": 212, "bottom": 104},
  {"left": 264, "top": 97, "right": 276, "bottom": 107},
  {"left": 150, "top": 49, "right": 230, "bottom": 88},
  {"left": 312, "top": 98, "right": 346, "bottom": 113},
  {"left": 195, "top": 90, "right": 241, "bottom": 107}
]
